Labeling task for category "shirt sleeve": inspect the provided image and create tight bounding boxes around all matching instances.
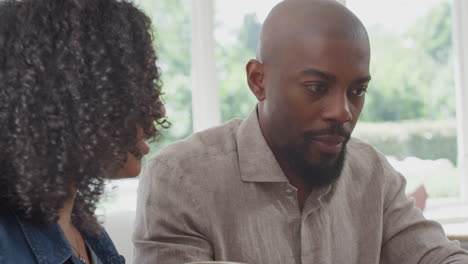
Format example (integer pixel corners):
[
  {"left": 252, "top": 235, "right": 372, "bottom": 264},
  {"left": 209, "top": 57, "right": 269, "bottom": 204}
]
[
  {"left": 380, "top": 165, "right": 468, "bottom": 264},
  {"left": 132, "top": 158, "right": 213, "bottom": 264}
]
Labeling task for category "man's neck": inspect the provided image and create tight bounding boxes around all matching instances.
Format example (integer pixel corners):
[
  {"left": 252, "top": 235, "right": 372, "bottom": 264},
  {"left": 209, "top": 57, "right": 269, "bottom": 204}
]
[
  {"left": 278, "top": 158, "right": 313, "bottom": 211},
  {"left": 256, "top": 106, "right": 313, "bottom": 210}
]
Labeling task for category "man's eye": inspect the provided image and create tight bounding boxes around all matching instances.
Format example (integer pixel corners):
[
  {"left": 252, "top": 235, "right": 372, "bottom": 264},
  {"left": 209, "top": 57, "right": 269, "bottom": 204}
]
[
  {"left": 304, "top": 83, "right": 326, "bottom": 94},
  {"left": 352, "top": 87, "right": 367, "bottom": 97}
]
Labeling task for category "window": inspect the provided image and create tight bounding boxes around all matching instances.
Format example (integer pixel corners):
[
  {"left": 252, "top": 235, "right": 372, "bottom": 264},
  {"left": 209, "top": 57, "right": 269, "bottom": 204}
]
[
  {"left": 215, "top": 0, "right": 282, "bottom": 121},
  {"left": 136, "top": 0, "right": 193, "bottom": 155},
  {"left": 347, "top": 0, "right": 460, "bottom": 201}
]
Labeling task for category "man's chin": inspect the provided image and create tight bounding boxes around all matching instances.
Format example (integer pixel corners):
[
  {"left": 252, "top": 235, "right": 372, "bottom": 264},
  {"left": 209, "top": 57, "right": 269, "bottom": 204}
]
[
  {"left": 312, "top": 151, "right": 343, "bottom": 167},
  {"left": 284, "top": 145, "right": 347, "bottom": 187}
]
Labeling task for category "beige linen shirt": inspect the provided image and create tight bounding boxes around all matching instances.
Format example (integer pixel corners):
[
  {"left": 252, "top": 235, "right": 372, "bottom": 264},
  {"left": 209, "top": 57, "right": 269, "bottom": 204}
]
[{"left": 133, "top": 109, "right": 468, "bottom": 264}]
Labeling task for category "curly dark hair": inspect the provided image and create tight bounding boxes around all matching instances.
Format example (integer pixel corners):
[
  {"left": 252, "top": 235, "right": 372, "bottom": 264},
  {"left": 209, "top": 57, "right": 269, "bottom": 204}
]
[{"left": 0, "top": 0, "right": 168, "bottom": 234}]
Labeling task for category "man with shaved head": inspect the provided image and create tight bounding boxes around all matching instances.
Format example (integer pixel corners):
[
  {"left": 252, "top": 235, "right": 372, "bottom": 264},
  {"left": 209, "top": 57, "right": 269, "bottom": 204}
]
[{"left": 133, "top": 0, "right": 468, "bottom": 263}]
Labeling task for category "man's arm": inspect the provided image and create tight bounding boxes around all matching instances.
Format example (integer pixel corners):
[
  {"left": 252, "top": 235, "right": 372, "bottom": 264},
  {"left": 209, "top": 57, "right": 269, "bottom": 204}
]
[
  {"left": 380, "top": 168, "right": 468, "bottom": 263},
  {"left": 132, "top": 158, "right": 213, "bottom": 264}
]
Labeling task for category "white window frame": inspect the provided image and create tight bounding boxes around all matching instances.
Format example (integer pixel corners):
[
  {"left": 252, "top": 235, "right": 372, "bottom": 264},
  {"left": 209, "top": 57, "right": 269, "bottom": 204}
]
[
  {"left": 190, "top": 0, "right": 220, "bottom": 132},
  {"left": 453, "top": 0, "right": 468, "bottom": 206}
]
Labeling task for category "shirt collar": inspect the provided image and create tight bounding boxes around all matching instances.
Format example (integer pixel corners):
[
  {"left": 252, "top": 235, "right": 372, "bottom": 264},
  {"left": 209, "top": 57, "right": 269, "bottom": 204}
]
[
  {"left": 236, "top": 107, "right": 289, "bottom": 183},
  {"left": 236, "top": 106, "right": 337, "bottom": 202}
]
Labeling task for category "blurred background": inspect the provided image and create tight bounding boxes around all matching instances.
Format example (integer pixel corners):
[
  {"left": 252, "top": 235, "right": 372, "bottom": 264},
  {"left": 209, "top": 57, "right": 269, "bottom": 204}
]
[{"left": 99, "top": 0, "right": 468, "bottom": 260}]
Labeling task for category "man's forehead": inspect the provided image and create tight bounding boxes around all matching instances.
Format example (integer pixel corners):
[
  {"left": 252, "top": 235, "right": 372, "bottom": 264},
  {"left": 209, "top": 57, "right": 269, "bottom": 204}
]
[
  {"left": 258, "top": 0, "right": 369, "bottom": 63},
  {"left": 285, "top": 33, "right": 370, "bottom": 61},
  {"left": 286, "top": 36, "right": 371, "bottom": 81}
]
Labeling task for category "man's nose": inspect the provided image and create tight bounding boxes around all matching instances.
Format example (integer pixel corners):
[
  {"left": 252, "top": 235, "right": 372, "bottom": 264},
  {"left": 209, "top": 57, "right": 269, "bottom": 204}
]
[{"left": 321, "top": 92, "right": 352, "bottom": 123}]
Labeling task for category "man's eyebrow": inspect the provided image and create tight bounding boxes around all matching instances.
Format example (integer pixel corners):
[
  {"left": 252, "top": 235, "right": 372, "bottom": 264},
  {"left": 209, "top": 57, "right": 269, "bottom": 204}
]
[
  {"left": 353, "top": 75, "right": 372, "bottom": 84},
  {"left": 302, "top": 68, "right": 337, "bottom": 82},
  {"left": 302, "top": 68, "right": 372, "bottom": 84}
]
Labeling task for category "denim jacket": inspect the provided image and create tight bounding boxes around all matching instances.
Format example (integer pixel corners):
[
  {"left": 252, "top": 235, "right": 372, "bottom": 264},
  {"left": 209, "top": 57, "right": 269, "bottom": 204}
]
[{"left": 0, "top": 206, "right": 125, "bottom": 264}]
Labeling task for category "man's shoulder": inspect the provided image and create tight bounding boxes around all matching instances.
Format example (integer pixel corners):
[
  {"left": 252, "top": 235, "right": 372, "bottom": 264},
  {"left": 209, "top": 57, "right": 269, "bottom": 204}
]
[
  {"left": 141, "top": 119, "right": 246, "bottom": 196},
  {"left": 150, "top": 118, "right": 244, "bottom": 167},
  {"left": 348, "top": 137, "right": 387, "bottom": 162},
  {"left": 334, "top": 138, "right": 402, "bottom": 205},
  {"left": 345, "top": 137, "right": 397, "bottom": 178},
  {"left": 348, "top": 137, "right": 377, "bottom": 151}
]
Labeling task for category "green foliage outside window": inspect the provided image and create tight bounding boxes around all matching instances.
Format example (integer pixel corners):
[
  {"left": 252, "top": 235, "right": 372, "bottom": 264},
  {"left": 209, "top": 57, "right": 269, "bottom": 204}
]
[{"left": 136, "top": 0, "right": 193, "bottom": 155}]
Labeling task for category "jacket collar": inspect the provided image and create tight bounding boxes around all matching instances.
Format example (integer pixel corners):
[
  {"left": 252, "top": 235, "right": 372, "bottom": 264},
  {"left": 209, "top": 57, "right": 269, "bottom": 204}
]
[
  {"left": 15, "top": 212, "right": 124, "bottom": 264},
  {"left": 16, "top": 215, "right": 72, "bottom": 264},
  {"left": 82, "top": 230, "right": 124, "bottom": 263}
]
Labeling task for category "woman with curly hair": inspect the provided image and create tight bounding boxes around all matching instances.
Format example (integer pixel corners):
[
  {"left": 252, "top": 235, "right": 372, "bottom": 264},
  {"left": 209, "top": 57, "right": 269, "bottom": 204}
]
[{"left": 0, "top": 0, "right": 168, "bottom": 263}]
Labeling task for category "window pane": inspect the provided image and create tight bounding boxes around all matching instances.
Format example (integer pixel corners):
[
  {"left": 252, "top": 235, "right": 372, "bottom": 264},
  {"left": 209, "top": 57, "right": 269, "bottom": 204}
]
[
  {"left": 215, "top": 0, "right": 282, "bottom": 121},
  {"left": 136, "top": 0, "right": 193, "bottom": 155},
  {"left": 347, "top": 0, "right": 459, "bottom": 198}
]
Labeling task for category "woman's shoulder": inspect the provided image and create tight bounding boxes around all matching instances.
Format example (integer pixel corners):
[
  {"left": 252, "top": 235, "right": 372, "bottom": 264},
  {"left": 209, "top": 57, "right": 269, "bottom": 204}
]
[
  {"left": 0, "top": 206, "right": 26, "bottom": 242},
  {"left": 0, "top": 206, "right": 125, "bottom": 264},
  {"left": 0, "top": 206, "right": 37, "bottom": 263}
]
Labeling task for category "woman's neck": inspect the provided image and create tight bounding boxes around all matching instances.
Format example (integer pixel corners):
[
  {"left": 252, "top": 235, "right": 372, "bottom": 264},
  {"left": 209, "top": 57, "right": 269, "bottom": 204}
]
[
  {"left": 58, "top": 188, "right": 77, "bottom": 230},
  {"left": 57, "top": 188, "right": 91, "bottom": 263}
]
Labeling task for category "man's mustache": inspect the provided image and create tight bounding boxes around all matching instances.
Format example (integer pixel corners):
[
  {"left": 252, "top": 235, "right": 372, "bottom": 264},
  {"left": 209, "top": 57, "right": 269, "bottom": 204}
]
[{"left": 303, "top": 125, "right": 351, "bottom": 141}]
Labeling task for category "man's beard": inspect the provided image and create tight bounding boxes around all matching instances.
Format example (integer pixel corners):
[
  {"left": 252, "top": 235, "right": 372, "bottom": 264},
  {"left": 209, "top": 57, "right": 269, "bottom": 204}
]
[{"left": 281, "top": 126, "right": 350, "bottom": 188}]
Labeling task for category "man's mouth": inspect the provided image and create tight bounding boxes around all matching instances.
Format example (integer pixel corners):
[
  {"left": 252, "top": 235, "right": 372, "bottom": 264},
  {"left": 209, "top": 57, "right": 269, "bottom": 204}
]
[{"left": 307, "top": 135, "right": 346, "bottom": 153}]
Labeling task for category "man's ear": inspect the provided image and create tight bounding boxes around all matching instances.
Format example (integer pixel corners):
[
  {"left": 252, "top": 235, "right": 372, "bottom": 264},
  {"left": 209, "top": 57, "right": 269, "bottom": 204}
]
[{"left": 246, "top": 59, "right": 266, "bottom": 101}]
